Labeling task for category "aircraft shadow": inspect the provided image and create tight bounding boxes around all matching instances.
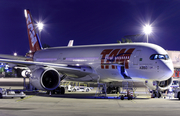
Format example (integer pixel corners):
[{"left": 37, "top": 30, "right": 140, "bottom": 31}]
[{"left": 24, "top": 91, "right": 150, "bottom": 100}]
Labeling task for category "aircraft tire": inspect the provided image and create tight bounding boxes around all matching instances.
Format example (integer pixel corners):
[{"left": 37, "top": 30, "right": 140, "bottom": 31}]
[
  {"left": 152, "top": 90, "right": 156, "bottom": 98},
  {"left": 0, "top": 93, "right": 2, "bottom": 98},
  {"left": 106, "top": 87, "right": 111, "bottom": 94},
  {"left": 60, "top": 87, "right": 65, "bottom": 94},
  {"left": 121, "top": 95, "right": 124, "bottom": 100},
  {"left": 116, "top": 87, "right": 121, "bottom": 94},
  {"left": 157, "top": 92, "right": 161, "bottom": 98},
  {"left": 56, "top": 87, "right": 61, "bottom": 94},
  {"left": 178, "top": 92, "right": 180, "bottom": 100}
]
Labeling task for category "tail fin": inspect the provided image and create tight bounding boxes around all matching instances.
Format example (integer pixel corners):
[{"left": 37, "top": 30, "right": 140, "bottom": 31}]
[{"left": 24, "top": 9, "right": 42, "bottom": 54}]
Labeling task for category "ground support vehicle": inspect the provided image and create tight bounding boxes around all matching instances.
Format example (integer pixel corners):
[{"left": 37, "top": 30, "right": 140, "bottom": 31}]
[
  {"left": 0, "top": 88, "right": 26, "bottom": 99},
  {"left": 174, "top": 87, "right": 180, "bottom": 100},
  {"left": 68, "top": 86, "right": 91, "bottom": 92}
]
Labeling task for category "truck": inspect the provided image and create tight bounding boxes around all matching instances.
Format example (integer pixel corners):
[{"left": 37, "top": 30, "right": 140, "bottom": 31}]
[
  {"left": 171, "top": 79, "right": 180, "bottom": 99},
  {"left": 0, "top": 88, "right": 26, "bottom": 99},
  {"left": 174, "top": 87, "right": 180, "bottom": 100}
]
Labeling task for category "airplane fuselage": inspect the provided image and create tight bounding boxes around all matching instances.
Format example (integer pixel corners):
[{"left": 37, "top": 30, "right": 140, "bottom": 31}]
[{"left": 33, "top": 43, "right": 174, "bottom": 83}]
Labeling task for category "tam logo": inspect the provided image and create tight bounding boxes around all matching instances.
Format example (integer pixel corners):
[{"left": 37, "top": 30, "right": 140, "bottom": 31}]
[
  {"left": 26, "top": 13, "right": 37, "bottom": 47},
  {"left": 100, "top": 48, "right": 135, "bottom": 69}
]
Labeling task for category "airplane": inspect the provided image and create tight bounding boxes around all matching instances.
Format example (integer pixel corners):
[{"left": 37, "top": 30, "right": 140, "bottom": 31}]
[{"left": 0, "top": 9, "right": 174, "bottom": 97}]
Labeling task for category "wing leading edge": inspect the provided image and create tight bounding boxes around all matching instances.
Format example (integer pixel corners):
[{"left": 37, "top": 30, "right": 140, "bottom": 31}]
[{"left": 0, "top": 58, "right": 94, "bottom": 78}]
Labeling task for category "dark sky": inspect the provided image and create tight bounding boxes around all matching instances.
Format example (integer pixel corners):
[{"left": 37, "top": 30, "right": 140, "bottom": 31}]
[{"left": 1, "top": 0, "right": 180, "bottom": 56}]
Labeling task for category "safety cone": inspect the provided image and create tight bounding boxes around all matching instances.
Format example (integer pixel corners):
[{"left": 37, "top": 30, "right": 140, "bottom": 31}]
[{"left": 49, "top": 91, "right": 52, "bottom": 96}]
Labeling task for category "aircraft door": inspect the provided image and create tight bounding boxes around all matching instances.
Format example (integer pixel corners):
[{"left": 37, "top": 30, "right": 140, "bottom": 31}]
[{"left": 133, "top": 50, "right": 141, "bottom": 65}]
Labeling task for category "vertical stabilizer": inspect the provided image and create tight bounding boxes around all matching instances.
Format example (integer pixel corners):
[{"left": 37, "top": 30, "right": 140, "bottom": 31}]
[{"left": 24, "top": 9, "right": 42, "bottom": 54}]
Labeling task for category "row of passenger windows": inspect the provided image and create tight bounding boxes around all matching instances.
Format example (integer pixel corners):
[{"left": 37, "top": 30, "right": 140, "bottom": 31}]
[{"left": 150, "top": 54, "right": 169, "bottom": 60}]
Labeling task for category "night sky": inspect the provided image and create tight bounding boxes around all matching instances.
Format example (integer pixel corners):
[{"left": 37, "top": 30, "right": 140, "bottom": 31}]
[{"left": 1, "top": 0, "right": 180, "bottom": 56}]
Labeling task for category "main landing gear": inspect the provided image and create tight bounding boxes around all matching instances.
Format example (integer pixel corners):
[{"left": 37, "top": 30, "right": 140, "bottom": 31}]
[
  {"left": 47, "top": 74, "right": 67, "bottom": 95},
  {"left": 47, "top": 86, "right": 65, "bottom": 95},
  {"left": 151, "top": 81, "right": 161, "bottom": 98}
]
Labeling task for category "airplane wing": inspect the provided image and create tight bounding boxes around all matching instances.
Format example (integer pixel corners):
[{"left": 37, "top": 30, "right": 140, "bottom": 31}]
[
  {"left": 0, "top": 54, "right": 27, "bottom": 60},
  {"left": 0, "top": 58, "right": 94, "bottom": 77}
]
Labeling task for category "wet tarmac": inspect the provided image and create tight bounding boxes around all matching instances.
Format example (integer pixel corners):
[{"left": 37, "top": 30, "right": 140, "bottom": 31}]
[{"left": 0, "top": 88, "right": 179, "bottom": 116}]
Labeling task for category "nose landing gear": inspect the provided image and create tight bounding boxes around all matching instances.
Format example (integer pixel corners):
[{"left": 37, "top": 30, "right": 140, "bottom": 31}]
[{"left": 151, "top": 81, "right": 161, "bottom": 98}]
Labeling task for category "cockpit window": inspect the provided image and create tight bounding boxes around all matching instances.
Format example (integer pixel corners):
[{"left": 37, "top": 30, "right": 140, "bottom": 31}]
[
  {"left": 165, "top": 55, "right": 169, "bottom": 59},
  {"left": 158, "top": 55, "right": 165, "bottom": 59},
  {"left": 150, "top": 54, "right": 169, "bottom": 60}
]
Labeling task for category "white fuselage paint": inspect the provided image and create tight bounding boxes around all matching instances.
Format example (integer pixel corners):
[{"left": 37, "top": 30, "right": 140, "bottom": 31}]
[{"left": 33, "top": 43, "right": 174, "bottom": 83}]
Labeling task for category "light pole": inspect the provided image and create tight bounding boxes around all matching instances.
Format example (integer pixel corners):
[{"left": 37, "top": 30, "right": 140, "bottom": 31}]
[
  {"left": 143, "top": 24, "right": 152, "bottom": 43},
  {"left": 37, "top": 22, "right": 44, "bottom": 41}
]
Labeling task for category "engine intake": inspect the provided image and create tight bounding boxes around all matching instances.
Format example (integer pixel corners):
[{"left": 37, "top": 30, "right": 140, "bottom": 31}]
[
  {"left": 145, "top": 77, "right": 173, "bottom": 91},
  {"left": 30, "top": 67, "right": 61, "bottom": 91},
  {"left": 159, "top": 77, "right": 173, "bottom": 90}
]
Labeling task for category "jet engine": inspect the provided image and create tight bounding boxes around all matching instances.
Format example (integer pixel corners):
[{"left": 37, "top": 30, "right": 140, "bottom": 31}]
[
  {"left": 159, "top": 77, "right": 173, "bottom": 90},
  {"left": 29, "top": 67, "right": 61, "bottom": 91},
  {"left": 145, "top": 77, "right": 173, "bottom": 91}
]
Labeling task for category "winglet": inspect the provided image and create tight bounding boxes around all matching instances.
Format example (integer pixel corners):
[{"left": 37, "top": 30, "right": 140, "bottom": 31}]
[
  {"left": 67, "top": 40, "right": 74, "bottom": 47},
  {"left": 24, "top": 9, "right": 43, "bottom": 54}
]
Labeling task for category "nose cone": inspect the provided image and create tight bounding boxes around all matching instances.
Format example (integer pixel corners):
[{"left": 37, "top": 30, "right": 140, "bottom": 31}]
[{"left": 162, "top": 61, "right": 174, "bottom": 80}]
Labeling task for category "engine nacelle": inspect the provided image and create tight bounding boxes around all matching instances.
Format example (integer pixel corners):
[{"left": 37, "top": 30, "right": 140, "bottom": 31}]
[
  {"left": 29, "top": 67, "right": 61, "bottom": 91},
  {"left": 145, "top": 77, "right": 173, "bottom": 91}
]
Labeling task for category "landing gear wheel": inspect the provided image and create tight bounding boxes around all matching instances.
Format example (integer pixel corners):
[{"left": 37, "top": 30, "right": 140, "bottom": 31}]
[
  {"left": 157, "top": 92, "right": 161, "bottom": 98},
  {"left": 0, "top": 93, "right": 2, "bottom": 98},
  {"left": 56, "top": 87, "right": 61, "bottom": 94},
  {"left": 106, "top": 87, "right": 111, "bottom": 94},
  {"left": 178, "top": 92, "right": 180, "bottom": 100},
  {"left": 152, "top": 90, "right": 161, "bottom": 98},
  {"left": 60, "top": 87, "right": 65, "bottom": 94},
  {"left": 128, "top": 96, "right": 132, "bottom": 100},
  {"left": 121, "top": 95, "right": 124, "bottom": 100},
  {"left": 116, "top": 87, "right": 121, "bottom": 94},
  {"left": 152, "top": 90, "right": 156, "bottom": 98}
]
